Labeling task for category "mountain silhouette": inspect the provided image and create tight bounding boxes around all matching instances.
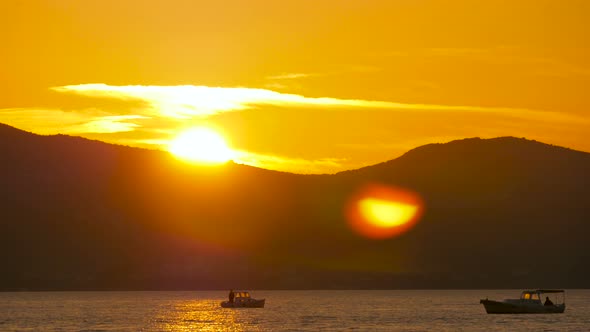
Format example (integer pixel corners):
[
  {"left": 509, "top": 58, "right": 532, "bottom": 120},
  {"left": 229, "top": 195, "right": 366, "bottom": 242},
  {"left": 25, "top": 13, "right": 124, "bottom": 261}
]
[{"left": 1, "top": 123, "right": 589, "bottom": 290}]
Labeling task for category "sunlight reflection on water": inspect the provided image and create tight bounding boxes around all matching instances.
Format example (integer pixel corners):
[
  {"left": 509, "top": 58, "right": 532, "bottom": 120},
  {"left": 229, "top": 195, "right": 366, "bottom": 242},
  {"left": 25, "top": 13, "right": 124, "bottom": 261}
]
[{"left": 150, "top": 299, "right": 256, "bottom": 331}]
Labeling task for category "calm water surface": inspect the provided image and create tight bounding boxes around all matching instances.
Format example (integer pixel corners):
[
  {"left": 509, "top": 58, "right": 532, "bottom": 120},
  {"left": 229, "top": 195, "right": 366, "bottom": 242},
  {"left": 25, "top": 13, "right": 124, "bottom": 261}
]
[{"left": 1, "top": 290, "right": 589, "bottom": 331}]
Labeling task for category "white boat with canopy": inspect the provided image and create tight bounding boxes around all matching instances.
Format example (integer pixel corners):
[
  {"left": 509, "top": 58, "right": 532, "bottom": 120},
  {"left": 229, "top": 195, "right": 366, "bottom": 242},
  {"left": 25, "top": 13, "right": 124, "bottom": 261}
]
[
  {"left": 221, "top": 291, "right": 265, "bottom": 308},
  {"left": 480, "top": 289, "right": 565, "bottom": 314}
]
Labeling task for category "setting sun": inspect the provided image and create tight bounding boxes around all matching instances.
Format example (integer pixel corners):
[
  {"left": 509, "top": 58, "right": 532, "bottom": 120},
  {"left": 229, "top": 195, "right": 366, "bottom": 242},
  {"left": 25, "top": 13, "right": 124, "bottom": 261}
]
[{"left": 168, "top": 128, "right": 234, "bottom": 163}]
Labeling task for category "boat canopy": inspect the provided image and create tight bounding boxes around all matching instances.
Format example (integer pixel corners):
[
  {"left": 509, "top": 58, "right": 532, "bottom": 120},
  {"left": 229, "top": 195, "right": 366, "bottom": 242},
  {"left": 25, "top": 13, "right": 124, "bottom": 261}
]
[
  {"left": 521, "top": 289, "right": 565, "bottom": 294},
  {"left": 536, "top": 289, "right": 565, "bottom": 293}
]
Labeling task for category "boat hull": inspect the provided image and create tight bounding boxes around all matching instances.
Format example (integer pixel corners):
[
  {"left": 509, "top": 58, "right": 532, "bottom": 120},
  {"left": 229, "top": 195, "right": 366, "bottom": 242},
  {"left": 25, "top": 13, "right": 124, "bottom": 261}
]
[
  {"left": 480, "top": 299, "right": 565, "bottom": 314},
  {"left": 220, "top": 298, "right": 265, "bottom": 308}
]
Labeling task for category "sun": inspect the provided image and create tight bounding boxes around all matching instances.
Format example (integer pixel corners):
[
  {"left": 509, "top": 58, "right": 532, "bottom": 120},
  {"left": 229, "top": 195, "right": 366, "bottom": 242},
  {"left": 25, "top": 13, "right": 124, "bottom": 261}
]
[{"left": 168, "top": 127, "right": 234, "bottom": 163}]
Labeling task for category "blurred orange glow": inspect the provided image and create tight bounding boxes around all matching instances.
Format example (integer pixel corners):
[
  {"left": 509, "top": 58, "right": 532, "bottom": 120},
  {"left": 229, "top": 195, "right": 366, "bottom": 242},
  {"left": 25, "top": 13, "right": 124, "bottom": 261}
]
[{"left": 346, "top": 183, "right": 424, "bottom": 239}]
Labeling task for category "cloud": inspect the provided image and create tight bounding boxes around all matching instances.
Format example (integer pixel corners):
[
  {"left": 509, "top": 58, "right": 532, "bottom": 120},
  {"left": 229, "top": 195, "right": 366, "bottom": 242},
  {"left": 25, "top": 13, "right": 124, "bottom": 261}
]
[
  {"left": 55, "top": 83, "right": 405, "bottom": 116},
  {"left": 265, "top": 66, "right": 381, "bottom": 83},
  {"left": 0, "top": 108, "right": 146, "bottom": 134},
  {"left": 233, "top": 150, "right": 346, "bottom": 174},
  {"left": 266, "top": 73, "right": 315, "bottom": 80},
  {"left": 73, "top": 115, "right": 145, "bottom": 133},
  {"left": 50, "top": 84, "right": 585, "bottom": 126}
]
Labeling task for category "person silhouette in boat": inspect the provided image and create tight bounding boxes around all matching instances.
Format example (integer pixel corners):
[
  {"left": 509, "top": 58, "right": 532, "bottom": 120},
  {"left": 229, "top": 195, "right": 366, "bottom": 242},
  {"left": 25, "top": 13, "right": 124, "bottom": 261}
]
[
  {"left": 544, "top": 296, "right": 554, "bottom": 306},
  {"left": 229, "top": 289, "right": 235, "bottom": 303}
]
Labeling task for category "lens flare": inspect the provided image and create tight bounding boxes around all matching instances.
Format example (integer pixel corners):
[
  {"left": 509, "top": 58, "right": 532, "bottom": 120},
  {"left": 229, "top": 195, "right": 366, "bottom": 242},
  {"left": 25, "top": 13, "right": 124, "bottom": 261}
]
[{"left": 346, "top": 183, "right": 424, "bottom": 239}]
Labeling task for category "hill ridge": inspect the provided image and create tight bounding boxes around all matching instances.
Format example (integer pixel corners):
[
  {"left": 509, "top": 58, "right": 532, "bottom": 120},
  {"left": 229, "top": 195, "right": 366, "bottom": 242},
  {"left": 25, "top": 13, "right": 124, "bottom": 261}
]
[{"left": 1, "top": 122, "right": 589, "bottom": 290}]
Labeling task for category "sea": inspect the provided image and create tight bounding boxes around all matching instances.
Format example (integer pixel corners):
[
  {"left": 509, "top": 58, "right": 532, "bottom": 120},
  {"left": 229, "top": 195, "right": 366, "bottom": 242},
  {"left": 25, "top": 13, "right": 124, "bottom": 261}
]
[{"left": 1, "top": 290, "right": 589, "bottom": 331}]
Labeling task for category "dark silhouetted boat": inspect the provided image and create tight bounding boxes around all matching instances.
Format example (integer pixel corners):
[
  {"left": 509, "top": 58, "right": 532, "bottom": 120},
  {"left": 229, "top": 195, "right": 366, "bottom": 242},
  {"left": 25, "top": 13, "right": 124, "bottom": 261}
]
[
  {"left": 480, "top": 289, "right": 565, "bottom": 314},
  {"left": 221, "top": 291, "right": 265, "bottom": 308}
]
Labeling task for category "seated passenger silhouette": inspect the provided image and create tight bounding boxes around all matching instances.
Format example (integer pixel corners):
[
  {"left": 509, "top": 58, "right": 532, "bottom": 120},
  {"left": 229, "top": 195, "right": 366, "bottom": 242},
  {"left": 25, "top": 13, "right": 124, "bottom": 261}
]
[{"left": 544, "top": 296, "right": 554, "bottom": 306}]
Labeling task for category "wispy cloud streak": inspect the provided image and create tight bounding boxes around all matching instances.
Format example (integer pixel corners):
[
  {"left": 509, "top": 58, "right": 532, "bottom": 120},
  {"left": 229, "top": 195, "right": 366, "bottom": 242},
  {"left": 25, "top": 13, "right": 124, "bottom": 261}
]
[
  {"left": 0, "top": 108, "right": 146, "bottom": 134},
  {"left": 266, "top": 73, "right": 315, "bottom": 80},
  {"left": 51, "top": 84, "right": 585, "bottom": 125},
  {"left": 233, "top": 150, "right": 346, "bottom": 174}
]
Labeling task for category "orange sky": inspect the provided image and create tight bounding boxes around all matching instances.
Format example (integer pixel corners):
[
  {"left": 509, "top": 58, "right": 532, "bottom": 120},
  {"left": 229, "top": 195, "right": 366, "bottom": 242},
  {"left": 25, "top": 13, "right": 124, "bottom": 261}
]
[{"left": 1, "top": 0, "right": 589, "bottom": 173}]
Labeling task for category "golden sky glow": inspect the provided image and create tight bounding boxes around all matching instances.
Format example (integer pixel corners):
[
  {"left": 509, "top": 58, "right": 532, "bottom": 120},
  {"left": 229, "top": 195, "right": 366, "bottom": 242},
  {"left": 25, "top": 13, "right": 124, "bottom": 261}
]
[{"left": 1, "top": 0, "right": 589, "bottom": 173}]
